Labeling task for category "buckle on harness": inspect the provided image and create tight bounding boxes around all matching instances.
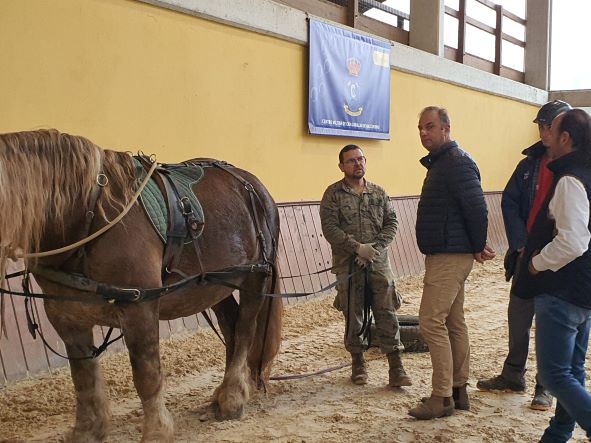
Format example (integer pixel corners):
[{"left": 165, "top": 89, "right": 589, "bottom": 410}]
[
  {"left": 106, "top": 288, "right": 141, "bottom": 303},
  {"left": 125, "top": 288, "right": 141, "bottom": 301},
  {"left": 179, "top": 196, "right": 193, "bottom": 215}
]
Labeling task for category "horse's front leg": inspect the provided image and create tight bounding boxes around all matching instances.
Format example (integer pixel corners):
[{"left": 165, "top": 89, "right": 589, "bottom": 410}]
[
  {"left": 119, "top": 302, "right": 173, "bottom": 443},
  {"left": 213, "top": 277, "right": 266, "bottom": 420},
  {"left": 45, "top": 309, "right": 111, "bottom": 443}
]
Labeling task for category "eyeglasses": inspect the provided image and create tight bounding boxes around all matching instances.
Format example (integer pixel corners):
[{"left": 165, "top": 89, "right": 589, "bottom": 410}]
[{"left": 343, "top": 156, "right": 366, "bottom": 166}]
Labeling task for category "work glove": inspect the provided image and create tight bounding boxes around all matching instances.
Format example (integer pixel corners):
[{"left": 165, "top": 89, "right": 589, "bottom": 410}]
[
  {"left": 355, "top": 256, "right": 371, "bottom": 268},
  {"left": 356, "top": 242, "right": 378, "bottom": 262}
]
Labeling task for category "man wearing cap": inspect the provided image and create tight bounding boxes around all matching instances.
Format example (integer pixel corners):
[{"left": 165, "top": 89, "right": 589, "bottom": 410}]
[
  {"left": 512, "top": 108, "right": 591, "bottom": 442},
  {"left": 477, "top": 100, "right": 572, "bottom": 411}
]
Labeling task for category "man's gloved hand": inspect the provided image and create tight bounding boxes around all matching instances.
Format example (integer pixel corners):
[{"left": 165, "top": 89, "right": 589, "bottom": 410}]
[
  {"left": 356, "top": 243, "right": 378, "bottom": 262},
  {"left": 355, "top": 256, "right": 371, "bottom": 268}
]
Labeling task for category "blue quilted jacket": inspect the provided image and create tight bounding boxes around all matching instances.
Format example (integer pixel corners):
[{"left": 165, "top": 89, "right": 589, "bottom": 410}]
[{"left": 416, "top": 141, "right": 488, "bottom": 255}]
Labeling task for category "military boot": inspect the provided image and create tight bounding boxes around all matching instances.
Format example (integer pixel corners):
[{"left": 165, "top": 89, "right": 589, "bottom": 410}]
[
  {"left": 387, "top": 351, "right": 412, "bottom": 387},
  {"left": 351, "top": 353, "right": 368, "bottom": 385}
]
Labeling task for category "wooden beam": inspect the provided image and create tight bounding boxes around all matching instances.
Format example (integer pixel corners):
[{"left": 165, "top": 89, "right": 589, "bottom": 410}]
[
  {"left": 504, "top": 9, "right": 526, "bottom": 25},
  {"left": 503, "top": 33, "right": 525, "bottom": 48},
  {"left": 466, "top": 16, "right": 495, "bottom": 34},
  {"left": 494, "top": 4, "right": 503, "bottom": 75},
  {"left": 348, "top": 0, "right": 359, "bottom": 28},
  {"left": 456, "top": 0, "right": 466, "bottom": 63}
]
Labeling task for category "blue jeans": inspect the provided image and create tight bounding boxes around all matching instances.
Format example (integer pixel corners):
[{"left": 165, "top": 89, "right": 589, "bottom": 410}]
[{"left": 535, "top": 294, "right": 591, "bottom": 442}]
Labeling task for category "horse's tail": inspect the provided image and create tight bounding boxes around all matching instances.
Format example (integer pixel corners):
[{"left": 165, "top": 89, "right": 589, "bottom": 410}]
[{"left": 248, "top": 266, "right": 283, "bottom": 389}]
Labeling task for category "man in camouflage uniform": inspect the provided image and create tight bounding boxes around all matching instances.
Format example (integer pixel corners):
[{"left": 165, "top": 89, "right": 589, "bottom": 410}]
[{"left": 320, "top": 144, "right": 411, "bottom": 387}]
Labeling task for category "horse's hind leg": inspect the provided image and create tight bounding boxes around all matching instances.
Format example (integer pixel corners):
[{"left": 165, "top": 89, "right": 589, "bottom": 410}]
[
  {"left": 120, "top": 302, "right": 173, "bottom": 443},
  {"left": 247, "top": 295, "right": 282, "bottom": 386},
  {"left": 213, "top": 276, "right": 266, "bottom": 420},
  {"left": 211, "top": 295, "right": 239, "bottom": 372},
  {"left": 45, "top": 312, "right": 111, "bottom": 443}
]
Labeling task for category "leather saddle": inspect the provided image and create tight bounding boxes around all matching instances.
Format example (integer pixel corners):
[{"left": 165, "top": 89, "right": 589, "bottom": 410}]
[{"left": 133, "top": 156, "right": 205, "bottom": 276}]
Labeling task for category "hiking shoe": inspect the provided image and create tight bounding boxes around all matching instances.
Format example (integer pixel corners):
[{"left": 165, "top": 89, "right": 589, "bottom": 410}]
[
  {"left": 530, "top": 385, "right": 553, "bottom": 411},
  {"left": 476, "top": 375, "right": 525, "bottom": 393}
]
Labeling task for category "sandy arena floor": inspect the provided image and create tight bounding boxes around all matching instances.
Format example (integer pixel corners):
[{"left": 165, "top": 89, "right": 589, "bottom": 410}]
[{"left": 0, "top": 257, "right": 589, "bottom": 442}]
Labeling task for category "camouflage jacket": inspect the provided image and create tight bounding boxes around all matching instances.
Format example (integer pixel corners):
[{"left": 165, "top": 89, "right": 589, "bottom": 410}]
[{"left": 320, "top": 179, "right": 397, "bottom": 273}]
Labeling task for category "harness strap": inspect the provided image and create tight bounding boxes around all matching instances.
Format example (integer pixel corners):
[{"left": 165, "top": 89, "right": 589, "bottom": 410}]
[
  {"left": 200, "top": 309, "right": 225, "bottom": 346},
  {"left": 14, "top": 264, "right": 272, "bottom": 303},
  {"left": 211, "top": 162, "right": 274, "bottom": 264},
  {"left": 23, "top": 274, "right": 123, "bottom": 361},
  {"left": 74, "top": 155, "right": 107, "bottom": 265},
  {"left": 159, "top": 169, "right": 191, "bottom": 273},
  {"left": 1, "top": 264, "right": 361, "bottom": 303}
]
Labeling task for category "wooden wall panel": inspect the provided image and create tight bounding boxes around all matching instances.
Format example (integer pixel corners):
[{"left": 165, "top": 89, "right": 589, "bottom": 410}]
[{"left": 0, "top": 193, "right": 507, "bottom": 385}]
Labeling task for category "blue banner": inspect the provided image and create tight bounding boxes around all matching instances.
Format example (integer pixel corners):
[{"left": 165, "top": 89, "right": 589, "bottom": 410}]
[{"left": 308, "top": 19, "right": 391, "bottom": 140}]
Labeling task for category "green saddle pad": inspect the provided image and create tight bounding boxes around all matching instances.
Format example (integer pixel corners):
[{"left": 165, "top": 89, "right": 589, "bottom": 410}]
[{"left": 133, "top": 158, "right": 205, "bottom": 243}]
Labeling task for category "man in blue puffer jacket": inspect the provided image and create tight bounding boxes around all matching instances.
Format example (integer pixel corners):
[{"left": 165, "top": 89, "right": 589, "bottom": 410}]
[
  {"left": 408, "top": 106, "right": 495, "bottom": 420},
  {"left": 477, "top": 100, "right": 572, "bottom": 411}
]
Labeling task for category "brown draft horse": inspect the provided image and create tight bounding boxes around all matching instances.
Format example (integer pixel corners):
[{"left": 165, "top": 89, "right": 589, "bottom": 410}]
[{"left": 0, "top": 130, "right": 282, "bottom": 442}]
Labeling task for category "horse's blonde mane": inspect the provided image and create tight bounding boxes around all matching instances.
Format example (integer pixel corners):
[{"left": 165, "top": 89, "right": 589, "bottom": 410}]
[
  {"left": 0, "top": 129, "right": 136, "bottom": 260},
  {"left": 0, "top": 130, "right": 138, "bottom": 336}
]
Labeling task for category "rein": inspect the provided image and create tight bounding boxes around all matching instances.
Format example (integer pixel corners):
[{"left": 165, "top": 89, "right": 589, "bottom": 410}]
[
  {"left": 14, "top": 160, "right": 158, "bottom": 260},
  {"left": 0, "top": 264, "right": 358, "bottom": 303}
]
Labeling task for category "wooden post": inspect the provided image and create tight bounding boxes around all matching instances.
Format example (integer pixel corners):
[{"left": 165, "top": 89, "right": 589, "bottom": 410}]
[
  {"left": 397, "top": 15, "right": 404, "bottom": 29},
  {"left": 457, "top": 0, "right": 466, "bottom": 63},
  {"left": 348, "top": 0, "right": 359, "bottom": 28},
  {"left": 494, "top": 4, "right": 503, "bottom": 75}
]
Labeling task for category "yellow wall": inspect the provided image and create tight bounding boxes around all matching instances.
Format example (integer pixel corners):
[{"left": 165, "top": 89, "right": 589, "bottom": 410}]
[{"left": 0, "top": 0, "right": 538, "bottom": 202}]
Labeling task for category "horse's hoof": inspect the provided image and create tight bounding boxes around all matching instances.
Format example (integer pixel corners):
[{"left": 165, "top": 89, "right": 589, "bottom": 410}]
[
  {"left": 213, "top": 402, "right": 244, "bottom": 421},
  {"left": 62, "top": 428, "right": 105, "bottom": 443}
]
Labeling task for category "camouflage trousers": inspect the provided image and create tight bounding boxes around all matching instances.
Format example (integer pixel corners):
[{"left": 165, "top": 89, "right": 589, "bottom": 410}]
[{"left": 334, "top": 265, "right": 404, "bottom": 354}]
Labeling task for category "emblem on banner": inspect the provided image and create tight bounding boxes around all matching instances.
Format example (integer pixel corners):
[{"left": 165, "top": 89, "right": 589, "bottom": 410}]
[
  {"left": 344, "top": 58, "right": 363, "bottom": 116},
  {"left": 347, "top": 58, "right": 361, "bottom": 77}
]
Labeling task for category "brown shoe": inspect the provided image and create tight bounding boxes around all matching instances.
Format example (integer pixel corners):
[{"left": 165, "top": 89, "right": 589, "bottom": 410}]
[
  {"left": 453, "top": 384, "right": 470, "bottom": 410},
  {"left": 421, "top": 389, "right": 468, "bottom": 411},
  {"left": 351, "top": 353, "right": 368, "bottom": 385},
  {"left": 409, "top": 395, "right": 455, "bottom": 420},
  {"left": 387, "top": 351, "right": 412, "bottom": 387}
]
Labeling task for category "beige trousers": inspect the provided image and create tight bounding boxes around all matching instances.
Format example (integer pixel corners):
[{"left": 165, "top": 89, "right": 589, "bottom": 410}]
[{"left": 419, "top": 253, "right": 474, "bottom": 397}]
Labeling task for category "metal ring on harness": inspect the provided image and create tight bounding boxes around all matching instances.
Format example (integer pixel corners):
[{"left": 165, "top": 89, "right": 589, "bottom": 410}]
[{"left": 96, "top": 173, "right": 109, "bottom": 187}]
